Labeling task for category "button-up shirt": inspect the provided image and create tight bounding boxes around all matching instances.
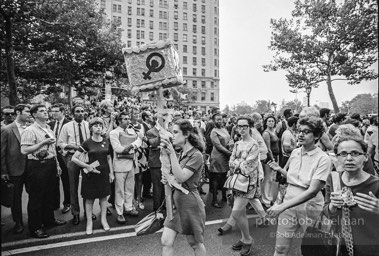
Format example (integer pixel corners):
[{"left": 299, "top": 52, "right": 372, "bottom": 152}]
[
  {"left": 286, "top": 147, "right": 331, "bottom": 189},
  {"left": 58, "top": 120, "right": 90, "bottom": 155},
  {"left": 15, "top": 121, "right": 26, "bottom": 136}
]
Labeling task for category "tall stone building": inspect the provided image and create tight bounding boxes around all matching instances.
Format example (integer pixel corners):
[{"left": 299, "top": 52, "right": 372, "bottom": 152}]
[{"left": 98, "top": 0, "right": 220, "bottom": 112}]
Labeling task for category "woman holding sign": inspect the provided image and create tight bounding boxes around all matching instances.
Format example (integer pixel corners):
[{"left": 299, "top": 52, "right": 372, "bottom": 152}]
[
  {"left": 160, "top": 119, "right": 206, "bottom": 256},
  {"left": 72, "top": 117, "right": 114, "bottom": 235}
]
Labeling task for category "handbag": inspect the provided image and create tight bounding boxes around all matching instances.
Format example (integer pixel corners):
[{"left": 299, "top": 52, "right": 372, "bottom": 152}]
[
  {"left": 301, "top": 212, "right": 341, "bottom": 256},
  {"left": 1, "top": 179, "right": 14, "bottom": 208},
  {"left": 77, "top": 146, "right": 89, "bottom": 163},
  {"left": 301, "top": 171, "right": 345, "bottom": 256},
  {"left": 135, "top": 202, "right": 165, "bottom": 236},
  {"left": 224, "top": 168, "right": 250, "bottom": 193}
]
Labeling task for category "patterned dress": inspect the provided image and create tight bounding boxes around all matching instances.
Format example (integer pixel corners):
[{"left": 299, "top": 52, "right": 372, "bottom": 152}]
[{"left": 229, "top": 139, "right": 261, "bottom": 199}]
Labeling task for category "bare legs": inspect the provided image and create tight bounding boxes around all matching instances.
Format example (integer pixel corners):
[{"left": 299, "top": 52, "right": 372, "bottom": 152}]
[
  {"left": 85, "top": 197, "right": 109, "bottom": 234},
  {"left": 161, "top": 227, "right": 206, "bottom": 256}
]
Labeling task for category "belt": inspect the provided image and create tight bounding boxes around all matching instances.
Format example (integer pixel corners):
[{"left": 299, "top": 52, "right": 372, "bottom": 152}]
[{"left": 29, "top": 158, "right": 55, "bottom": 164}]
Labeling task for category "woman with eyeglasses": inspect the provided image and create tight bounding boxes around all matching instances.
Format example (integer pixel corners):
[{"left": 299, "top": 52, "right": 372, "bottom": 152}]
[
  {"left": 322, "top": 128, "right": 379, "bottom": 256},
  {"left": 222, "top": 116, "right": 267, "bottom": 256},
  {"left": 267, "top": 116, "right": 331, "bottom": 256}
]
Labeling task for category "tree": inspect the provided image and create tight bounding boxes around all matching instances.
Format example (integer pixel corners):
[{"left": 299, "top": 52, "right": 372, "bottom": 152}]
[
  {"left": 234, "top": 102, "right": 253, "bottom": 115},
  {"left": 279, "top": 99, "right": 303, "bottom": 114},
  {"left": 345, "top": 93, "right": 378, "bottom": 115},
  {"left": 223, "top": 104, "right": 231, "bottom": 115},
  {"left": 1, "top": 0, "right": 125, "bottom": 105},
  {"left": 252, "top": 100, "right": 271, "bottom": 114},
  {"left": 264, "top": 0, "right": 378, "bottom": 113}
]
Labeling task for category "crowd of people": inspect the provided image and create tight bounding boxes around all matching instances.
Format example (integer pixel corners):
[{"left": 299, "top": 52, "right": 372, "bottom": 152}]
[{"left": 1, "top": 99, "right": 378, "bottom": 256}]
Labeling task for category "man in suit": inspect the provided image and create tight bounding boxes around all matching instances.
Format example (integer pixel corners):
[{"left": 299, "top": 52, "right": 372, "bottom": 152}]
[
  {"left": 1, "top": 104, "right": 31, "bottom": 234},
  {"left": 49, "top": 103, "right": 70, "bottom": 214},
  {"left": 145, "top": 116, "right": 165, "bottom": 211},
  {"left": 140, "top": 111, "right": 153, "bottom": 199}
]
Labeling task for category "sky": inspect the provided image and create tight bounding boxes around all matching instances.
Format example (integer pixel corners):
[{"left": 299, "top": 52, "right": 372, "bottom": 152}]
[{"left": 218, "top": 0, "right": 378, "bottom": 109}]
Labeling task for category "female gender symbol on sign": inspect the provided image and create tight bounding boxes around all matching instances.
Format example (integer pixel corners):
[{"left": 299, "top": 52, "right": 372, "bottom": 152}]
[{"left": 142, "top": 52, "right": 166, "bottom": 80}]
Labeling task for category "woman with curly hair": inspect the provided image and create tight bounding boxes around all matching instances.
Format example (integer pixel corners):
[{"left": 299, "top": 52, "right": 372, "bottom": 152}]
[
  {"left": 267, "top": 116, "right": 332, "bottom": 256},
  {"left": 160, "top": 119, "right": 206, "bottom": 256}
]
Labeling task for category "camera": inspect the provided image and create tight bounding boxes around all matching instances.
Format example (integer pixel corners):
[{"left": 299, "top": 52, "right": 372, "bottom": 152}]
[{"left": 37, "top": 150, "right": 49, "bottom": 159}]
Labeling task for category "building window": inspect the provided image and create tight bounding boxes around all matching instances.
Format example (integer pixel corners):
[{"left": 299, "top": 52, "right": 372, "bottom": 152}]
[
  {"left": 128, "top": 0, "right": 132, "bottom": 3},
  {"left": 201, "top": 26, "right": 205, "bottom": 34},
  {"left": 193, "top": 46, "right": 197, "bottom": 54},
  {"left": 201, "top": 5, "right": 205, "bottom": 13},
  {"left": 214, "top": 38, "right": 218, "bottom": 46},
  {"left": 210, "top": 92, "right": 215, "bottom": 101},
  {"left": 113, "top": 4, "right": 117, "bottom": 12},
  {"left": 137, "top": 19, "right": 141, "bottom": 28},
  {"left": 159, "top": 33, "right": 163, "bottom": 40},
  {"left": 214, "top": 48, "right": 218, "bottom": 56},
  {"left": 128, "top": 6, "right": 132, "bottom": 15},
  {"left": 193, "top": 35, "right": 197, "bottom": 44},
  {"left": 174, "top": 33, "right": 178, "bottom": 41},
  {"left": 201, "top": 58, "right": 205, "bottom": 66},
  {"left": 201, "top": 36, "right": 205, "bottom": 45},
  {"left": 214, "top": 17, "right": 218, "bottom": 25},
  {"left": 201, "top": 47, "right": 205, "bottom": 55},
  {"left": 183, "top": 45, "right": 187, "bottom": 53},
  {"left": 214, "top": 27, "right": 218, "bottom": 35},
  {"left": 141, "top": 19, "right": 145, "bottom": 28},
  {"left": 149, "top": 32, "right": 154, "bottom": 41},
  {"left": 150, "top": 21, "right": 154, "bottom": 29},
  {"left": 193, "top": 25, "right": 197, "bottom": 33},
  {"left": 201, "top": 81, "right": 206, "bottom": 88},
  {"left": 183, "top": 56, "right": 187, "bottom": 64},
  {"left": 201, "top": 92, "right": 206, "bottom": 101},
  {"left": 174, "top": 44, "right": 178, "bottom": 49},
  {"left": 163, "top": 33, "right": 167, "bottom": 40},
  {"left": 183, "top": 12, "right": 187, "bottom": 20},
  {"left": 193, "top": 68, "right": 197, "bottom": 76},
  {"left": 128, "top": 18, "right": 132, "bottom": 27},
  {"left": 193, "top": 80, "right": 197, "bottom": 88},
  {"left": 211, "top": 81, "right": 214, "bottom": 88},
  {"left": 141, "top": 8, "right": 145, "bottom": 16},
  {"left": 214, "top": 70, "right": 218, "bottom": 77},
  {"left": 183, "top": 34, "right": 187, "bottom": 42},
  {"left": 100, "top": 0, "right": 106, "bottom": 10},
  {"left": 183, "top": 67, "right": 187, "bottom": 75},
  {"left": 137, "top": 30, "right": 141, "bottom": 39},
  {"left": 201, "top": 69, "right": 205, "bottom": 76},
  {"left": 183, "top": 23, "right": 187, "bottom": 31},
  {"left": 149, "top": 9, "right": 154, "bottom": 17},
  {"left": 118, "top": 5, "right": 122, "bottom": 13},
  {"left": 127, "top": 41, "right": 132, "bottom": 47},
  {"left": 141, "top": 31, "right": 145, "bottom": 39},
  {"left": 137, "top": 8, "right": 140, "bottom": 15},
  {"left": 193, "top": 57, "right": 197, "bottom": 65},
  {"left": 192, "top": 92, "right": 197, "bottom": 101},
  {"left": 127, "top": 29, "right": 132, "bottom": 38},
  {"left": 193, "top": 14, "right": 197, "bottom": 22},
  {"left": 214, "top": 6, "right": 218, "bottom": 14},
  {"left": 174, "top": 22, "right": 178, "bottom": 30},
  {"left": 174, "top": 11, "right": 178, "bottom": 19},
  {"left": 201, "top": 15, "right": 205, "bottom": 24},
  {"left": 193, "top": 3, "right": 197, "bottom": 12},
  {"left": 150, "top": 0, "right": 154, "bottom": 7},
  {"left": 183, "top": 1, "right": 187, "bottom": 9}
]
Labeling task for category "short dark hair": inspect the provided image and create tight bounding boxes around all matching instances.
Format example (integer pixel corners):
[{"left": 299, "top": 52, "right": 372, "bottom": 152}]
[
  {"left": 319, "top": 108, "right": 331, "bottom": 118},
  {"left": 141, "top": 111, "right": 150, "bottom": 121},
  {"left": 117, "top": 111, "right": 130, "bottom": 122},
  {"left": 14, "top": 104, "right": 30, "bottom": 115},
  {"left": 237, "top": 115, "right": 254, "bottom": 128},
  {"left": 287, "top": 116, "right": 299, "bottom": 127},
  {"left": 298, "top": 116, "right": 325, "bottom": 138},
  {"left": 283, "top": 109, "right": 292, "bottom": 119},
  {"left": 350, "top": 113, "right": 361, "bottom": 122},
  {"left": 370, "top": 115, "right": 378, "bottom": 125},
  {"left": 2, "top": 105, "right": 14, "bottom": 113},
  {"left": 71, "top": 105, "right": 84, "bottom": 115},
  {"left": 333, "top": 113, "right": 347, "bottom": 123},
  {"left": 51, "top": 103, "right": 65, "bottom": 113},
  {"left": 30, "top": 104, "right": 46, "bottom": 118}
]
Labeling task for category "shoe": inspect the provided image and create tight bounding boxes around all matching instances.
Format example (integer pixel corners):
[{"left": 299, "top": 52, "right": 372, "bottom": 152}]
[
  {"left": 102, "top": 223, "right": 110, "bottom": 231},
  {"left": 240, "top": 243, "right": 253, "bottom": 256},
  {"left": 46, "top": 219, "right": 67, "bottom": 227},
  {"left": 62, "top": 204, "right": 71, "bottom": 214},
  {"left": 138, "top": 202, "right": 145, "bottom": 210},
  {"left": 217, "top": 227, "right": 231, "bottom": 236},
  {"left": 13, "top": 223, "right": 24, "bottom": 234},
  {"left": 212, "top": 202, "right": 222, "bottom": 208},
  {"left": 31, "top": 229, "right": 49, "bottom": 239},
  {"left": 124, "top": 209, "right": 139, "bottom": 217},
  {"left": 72, "top": 215, "right": 80, "bottom": 225},
  {"left": 232, "top": 240, "right": 244, "bottom": 251},
  {"left": 117, "top": 215, "right": 126, "bottom": 224},
  {"left": 107, "top": 207, "right": 112, "bottom": 216}
]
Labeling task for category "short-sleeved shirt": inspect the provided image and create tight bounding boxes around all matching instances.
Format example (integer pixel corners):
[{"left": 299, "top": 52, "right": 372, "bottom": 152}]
[
  {"left": 281, "top": 129, "right": 297, "bottom": 157},
  {"left": 286, "top": 147, "right": 331, "bottom": 188},
  {"left": 178, "top": 147, "right": 203, "bottom": 191},
  {"left": 21, "top": 122, "right": 56, "bottom": 160}
]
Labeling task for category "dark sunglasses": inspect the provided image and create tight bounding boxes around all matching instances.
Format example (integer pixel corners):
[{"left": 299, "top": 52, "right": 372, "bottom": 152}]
[{"left": 4, "top": 113, "right": 15, "bottom": 116}]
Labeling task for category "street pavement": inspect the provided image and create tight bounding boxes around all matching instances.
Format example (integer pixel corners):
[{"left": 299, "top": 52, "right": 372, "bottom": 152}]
[{"left": 1, "top": 181, "right": 302, "bottom": 256}]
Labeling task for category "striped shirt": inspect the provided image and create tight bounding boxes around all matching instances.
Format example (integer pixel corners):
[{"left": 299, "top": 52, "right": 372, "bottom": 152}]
[
  {"left": 58, "top": 120, "right": 90, "bottom": 155},
  {"left": 21, "top": 122, "right": 56, "bottom": 160}
]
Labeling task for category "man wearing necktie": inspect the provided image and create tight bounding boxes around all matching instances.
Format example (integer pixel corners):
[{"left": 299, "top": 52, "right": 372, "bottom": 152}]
[
  {"left": 1, "top": 104, "right": 31, "bottom": 234},
  {"left": 58, "top": 105, "right": 91, "bottom": 225},
  {"left": 49, "top": 104, "right": 70, "bottom": 214}
]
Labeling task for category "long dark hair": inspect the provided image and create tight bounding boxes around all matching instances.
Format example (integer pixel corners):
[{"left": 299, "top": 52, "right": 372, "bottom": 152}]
[{"left": 175, "top": 119, "right": 205, "bottom": 153}]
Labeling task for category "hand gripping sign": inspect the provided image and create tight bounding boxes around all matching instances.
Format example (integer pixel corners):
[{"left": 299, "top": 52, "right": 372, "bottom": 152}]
[{"left": 123, "top": 40, "right": 183, "bottom": 93}]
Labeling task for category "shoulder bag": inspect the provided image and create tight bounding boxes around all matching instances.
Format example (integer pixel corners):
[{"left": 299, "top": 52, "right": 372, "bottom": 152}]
[
  {"left": 76, "top": 146, "right": 89, "bottom": 163},
  {"left": 135, "top": 202, "right": 165, "bottom": 236},
  {"left": 224, "top": 168, "right": 250, "bottom": 193}
]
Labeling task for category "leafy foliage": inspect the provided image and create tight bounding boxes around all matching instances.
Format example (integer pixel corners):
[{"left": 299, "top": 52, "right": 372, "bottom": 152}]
[
  {"left": 341, "top": 93, "right": 378, "bottom": 115},
  {"left": 263, "top": 0, "right": 378, "bottom": 113}
]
